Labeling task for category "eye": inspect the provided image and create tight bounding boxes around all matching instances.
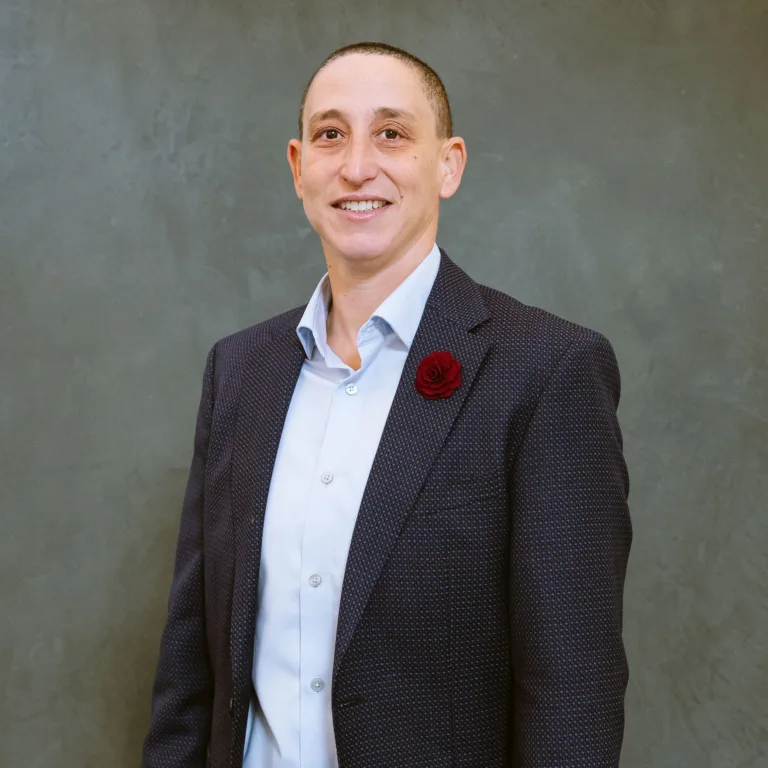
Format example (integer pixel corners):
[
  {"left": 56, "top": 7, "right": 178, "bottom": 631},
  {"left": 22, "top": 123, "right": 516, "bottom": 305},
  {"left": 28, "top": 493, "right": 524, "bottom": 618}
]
[{"left": 315, "top": 127, "right": 403, "bottom": 142}]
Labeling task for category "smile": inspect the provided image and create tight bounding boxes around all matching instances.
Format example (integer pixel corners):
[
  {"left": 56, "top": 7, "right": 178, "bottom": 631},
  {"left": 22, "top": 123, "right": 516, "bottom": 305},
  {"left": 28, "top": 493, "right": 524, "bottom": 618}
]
[
  {"left": 332, "top": 201, "right": 393, "bottom": 221},
  {"left": 333, "top": 200, "right": 391, "bottom": 211}
]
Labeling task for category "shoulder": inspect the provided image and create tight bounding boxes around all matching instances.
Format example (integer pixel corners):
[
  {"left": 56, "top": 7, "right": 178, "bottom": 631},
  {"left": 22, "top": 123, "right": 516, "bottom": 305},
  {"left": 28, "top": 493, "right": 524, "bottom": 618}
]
[
  {"left": 203, "top": 303, "right": 306, "bottom": 394},
  {"left": 474, "top": 281, "right": 620, "bottom": 391}
]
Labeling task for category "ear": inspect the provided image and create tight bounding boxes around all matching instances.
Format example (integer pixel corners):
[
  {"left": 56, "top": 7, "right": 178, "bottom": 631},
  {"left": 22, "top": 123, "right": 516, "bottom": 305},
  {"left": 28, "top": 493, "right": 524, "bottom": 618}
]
[
  {"left": 438, "top": 136, "right": 467, "bottom": 200},
  {"left": 287, "top": 139, "right": 303, "bottom": 200}
]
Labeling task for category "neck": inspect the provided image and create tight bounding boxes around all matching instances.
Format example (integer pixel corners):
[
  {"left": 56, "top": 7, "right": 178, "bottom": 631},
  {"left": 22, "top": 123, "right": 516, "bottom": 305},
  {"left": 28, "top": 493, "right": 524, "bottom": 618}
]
[{"left": 323, "top": 235, "right": 436, "bottom": 348}]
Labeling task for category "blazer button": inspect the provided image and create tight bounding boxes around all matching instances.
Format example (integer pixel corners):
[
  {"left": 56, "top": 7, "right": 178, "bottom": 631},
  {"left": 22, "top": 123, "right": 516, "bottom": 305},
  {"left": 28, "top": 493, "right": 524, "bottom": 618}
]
[{"left": 229, "top": 697, "right": 234, "bottom": 716}]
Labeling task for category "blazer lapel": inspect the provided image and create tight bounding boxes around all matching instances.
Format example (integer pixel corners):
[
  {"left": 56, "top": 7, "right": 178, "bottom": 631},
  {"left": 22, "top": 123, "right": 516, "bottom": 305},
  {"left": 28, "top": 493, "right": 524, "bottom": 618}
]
[
  {"left": 332, "top": 249, "right": 491, "bottom": 678},
  {"left": 230, "top": 328, "right": 306, "bottom": 700}
]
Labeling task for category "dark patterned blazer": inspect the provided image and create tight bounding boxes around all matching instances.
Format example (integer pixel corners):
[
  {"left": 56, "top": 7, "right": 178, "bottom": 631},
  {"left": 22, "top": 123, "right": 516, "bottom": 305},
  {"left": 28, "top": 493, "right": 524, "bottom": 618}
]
[{"left": 142, "top": 246, "right": 632, "bottom": 768}]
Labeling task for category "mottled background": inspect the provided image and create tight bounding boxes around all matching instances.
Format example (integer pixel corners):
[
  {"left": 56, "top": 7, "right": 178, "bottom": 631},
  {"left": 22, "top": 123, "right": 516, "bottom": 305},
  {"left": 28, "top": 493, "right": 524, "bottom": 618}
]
[{"left": 1, "top": 1, "right": 766, "bottom": 766}]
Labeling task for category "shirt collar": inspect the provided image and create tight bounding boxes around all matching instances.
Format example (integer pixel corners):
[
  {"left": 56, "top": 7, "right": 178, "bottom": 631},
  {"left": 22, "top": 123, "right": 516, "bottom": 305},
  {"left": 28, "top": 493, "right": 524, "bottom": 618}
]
[{"left": 296, "top": 241, "right": 441, "bottom": 360}]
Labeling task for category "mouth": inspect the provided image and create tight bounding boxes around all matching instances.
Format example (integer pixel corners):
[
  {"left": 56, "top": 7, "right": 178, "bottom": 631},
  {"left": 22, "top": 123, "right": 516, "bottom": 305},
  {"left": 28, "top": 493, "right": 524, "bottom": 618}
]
[{"left": 331, "top": 200, "right": 393, "bottom": 221}]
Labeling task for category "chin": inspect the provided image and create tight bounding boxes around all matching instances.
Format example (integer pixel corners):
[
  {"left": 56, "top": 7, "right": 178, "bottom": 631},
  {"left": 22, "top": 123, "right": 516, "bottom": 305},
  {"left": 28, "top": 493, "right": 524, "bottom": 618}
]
[
  {"left": 328, "top": 233, "right": 395, "bottom": 260},
  {"left": 341, "top": 244, "right": 394, "bottom": 262}
]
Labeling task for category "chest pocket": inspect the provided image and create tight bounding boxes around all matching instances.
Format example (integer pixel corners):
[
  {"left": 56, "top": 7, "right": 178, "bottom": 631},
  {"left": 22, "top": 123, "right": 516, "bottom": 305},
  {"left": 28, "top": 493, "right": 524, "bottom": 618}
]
[{"left": 411, "top": 468, "right": 506, "bottom": 514}]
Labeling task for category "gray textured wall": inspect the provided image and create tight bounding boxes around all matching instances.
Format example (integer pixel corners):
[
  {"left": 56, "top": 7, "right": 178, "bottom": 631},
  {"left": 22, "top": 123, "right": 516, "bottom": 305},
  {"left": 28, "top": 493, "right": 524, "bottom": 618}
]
[{"left": 1, "top": 1, "right": 766, "bottom": 766}]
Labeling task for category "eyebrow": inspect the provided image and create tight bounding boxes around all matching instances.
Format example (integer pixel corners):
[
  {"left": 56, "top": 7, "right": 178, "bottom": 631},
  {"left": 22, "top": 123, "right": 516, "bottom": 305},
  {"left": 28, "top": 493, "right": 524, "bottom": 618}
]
[{"left": 307, "top": 107, "right": 418, "bottom": 131}]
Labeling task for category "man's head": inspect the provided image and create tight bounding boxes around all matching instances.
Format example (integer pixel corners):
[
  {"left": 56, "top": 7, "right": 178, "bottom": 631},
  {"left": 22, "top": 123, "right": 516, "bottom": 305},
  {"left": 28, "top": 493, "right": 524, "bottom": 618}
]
[{"left": 287, "top": 42, "right": 467, "bottom": 270}]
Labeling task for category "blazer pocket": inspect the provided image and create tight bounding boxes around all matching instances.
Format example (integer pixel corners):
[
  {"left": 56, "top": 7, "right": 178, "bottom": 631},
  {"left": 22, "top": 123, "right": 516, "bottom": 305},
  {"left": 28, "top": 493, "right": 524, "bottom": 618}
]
[{"left": 412, "top": 469, "right": 506, "bottom": 514}]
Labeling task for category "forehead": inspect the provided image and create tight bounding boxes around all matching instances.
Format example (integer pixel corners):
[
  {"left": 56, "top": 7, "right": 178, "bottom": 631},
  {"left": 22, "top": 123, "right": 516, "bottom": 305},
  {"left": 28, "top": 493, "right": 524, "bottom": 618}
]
[{"left": 306, "top": 53, "right": 431, "bottom": 125}]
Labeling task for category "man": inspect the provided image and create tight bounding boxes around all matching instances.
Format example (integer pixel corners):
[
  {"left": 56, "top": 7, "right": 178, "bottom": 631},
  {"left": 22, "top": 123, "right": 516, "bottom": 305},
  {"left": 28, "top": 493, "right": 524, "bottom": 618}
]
[{"left": 142, "top": 41, "right": 632, "bottom": 768}]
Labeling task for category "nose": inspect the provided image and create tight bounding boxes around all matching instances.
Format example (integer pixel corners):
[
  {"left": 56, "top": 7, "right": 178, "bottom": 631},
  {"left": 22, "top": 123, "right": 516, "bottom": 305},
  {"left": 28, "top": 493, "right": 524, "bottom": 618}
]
[{"left": 339, "top": 133, "right": 379, "bottom": 186}]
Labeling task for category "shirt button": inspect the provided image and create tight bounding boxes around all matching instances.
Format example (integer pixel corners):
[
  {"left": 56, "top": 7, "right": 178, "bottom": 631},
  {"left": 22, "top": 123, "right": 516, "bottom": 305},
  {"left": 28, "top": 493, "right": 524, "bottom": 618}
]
[
  {"left": 311, "top": 678, "right": 325, "bottom": 693},
  {"left": 309, "top": 574, "right": 322, "bottom": 588},
  {"left": 345, "top": 383, "right": 358, "bottom": 395},
  {"left": 321, "top": 472, "right": 334, "bottom": 484}
]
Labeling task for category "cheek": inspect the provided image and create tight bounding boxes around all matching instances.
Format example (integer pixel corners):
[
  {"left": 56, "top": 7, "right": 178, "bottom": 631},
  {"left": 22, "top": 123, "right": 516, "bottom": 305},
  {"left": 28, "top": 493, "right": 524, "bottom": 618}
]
[
  {"left": 414, "top": 156, "right": 440, "bottom": 185},
  {"left": 299, "top": 158, "right": 331, "bottom": 196},
  {"left": 405, "top": 166, "right": 441, "bottom": 207},
  {"left": 299, "top": 169, "right": 322, "bottom": 197},
  {"left": 395, "top": 163, "right": 433, "bottom": 195}
]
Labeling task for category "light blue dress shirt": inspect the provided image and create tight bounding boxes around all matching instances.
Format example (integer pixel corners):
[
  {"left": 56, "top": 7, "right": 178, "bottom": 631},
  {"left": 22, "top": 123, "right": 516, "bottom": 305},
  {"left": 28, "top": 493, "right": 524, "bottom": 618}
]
[{"left": 241, "top": 242, "right": 441, "bottom": 768}]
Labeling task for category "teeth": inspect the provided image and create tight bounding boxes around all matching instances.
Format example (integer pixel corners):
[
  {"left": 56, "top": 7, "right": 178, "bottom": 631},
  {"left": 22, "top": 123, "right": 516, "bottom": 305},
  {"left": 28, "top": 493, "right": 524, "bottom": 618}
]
[{"left": 339, "top": 200, "right": 388, "bottom": 211}]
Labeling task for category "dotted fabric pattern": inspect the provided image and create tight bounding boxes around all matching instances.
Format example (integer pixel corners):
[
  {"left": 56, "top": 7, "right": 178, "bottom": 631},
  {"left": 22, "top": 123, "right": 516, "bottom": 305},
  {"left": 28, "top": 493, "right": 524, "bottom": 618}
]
[{"left": 142, "top": 247, "right": 632, "bottom": 768}]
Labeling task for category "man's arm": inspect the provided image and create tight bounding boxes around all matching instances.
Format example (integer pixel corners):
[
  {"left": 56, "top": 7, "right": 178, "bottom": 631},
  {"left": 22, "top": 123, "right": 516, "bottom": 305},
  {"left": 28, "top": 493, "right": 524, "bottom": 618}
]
[
  {"left": 509, "top": 330, "right": 632, "bottom": 767},
  {"left": 142, "top": 345, "right": 216, "bottom": 768}
]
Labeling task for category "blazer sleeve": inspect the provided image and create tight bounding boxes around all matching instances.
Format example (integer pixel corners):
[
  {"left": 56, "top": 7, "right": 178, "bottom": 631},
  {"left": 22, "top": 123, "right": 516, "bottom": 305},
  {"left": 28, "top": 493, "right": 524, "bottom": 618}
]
[
  {"left": 142, "top": 344, "right": 216, "bottom": 768},
  {"left": 508, "top": 329, "right": 632, "bottom": 767}
]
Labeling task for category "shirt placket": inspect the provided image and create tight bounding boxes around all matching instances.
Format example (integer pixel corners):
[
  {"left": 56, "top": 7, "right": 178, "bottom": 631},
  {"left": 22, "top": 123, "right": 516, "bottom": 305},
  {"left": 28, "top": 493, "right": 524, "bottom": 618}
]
[{"left": 298, "top": 364, "right": 365, "bottom": 766}]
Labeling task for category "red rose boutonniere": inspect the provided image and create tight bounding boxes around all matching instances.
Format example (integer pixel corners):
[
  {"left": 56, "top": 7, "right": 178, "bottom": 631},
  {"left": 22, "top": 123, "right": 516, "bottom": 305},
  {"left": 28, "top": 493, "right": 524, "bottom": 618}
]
[{"left": 415, "top": 350, "right": 462, "bottom": 400}]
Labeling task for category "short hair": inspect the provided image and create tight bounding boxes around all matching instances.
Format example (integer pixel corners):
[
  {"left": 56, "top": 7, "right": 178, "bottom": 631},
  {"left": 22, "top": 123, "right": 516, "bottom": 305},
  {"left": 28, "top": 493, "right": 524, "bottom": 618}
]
[{"left": 297, "top": 42, "right": 453, "bottom": 141}]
